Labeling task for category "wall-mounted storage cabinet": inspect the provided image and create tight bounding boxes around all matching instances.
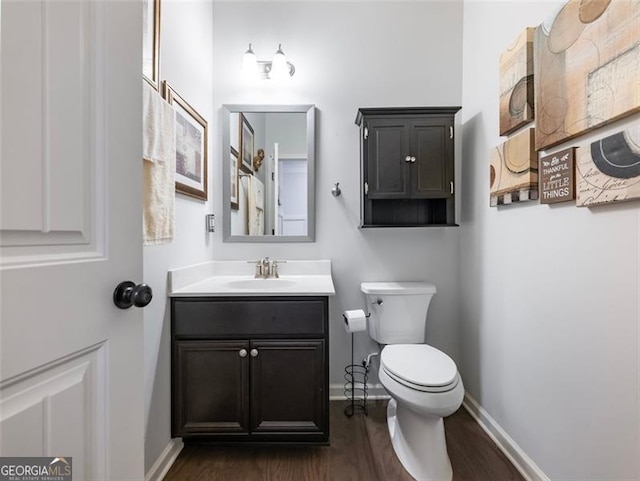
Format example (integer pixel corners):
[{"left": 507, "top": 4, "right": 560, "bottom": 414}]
[{"left": 356, "top": 107, "right": 461, "bottom": 227}]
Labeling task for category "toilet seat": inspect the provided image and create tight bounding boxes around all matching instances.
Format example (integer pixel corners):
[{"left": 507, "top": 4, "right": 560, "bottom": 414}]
[{"left": 381, "top": 344, "right": 459, "bottom": 393}]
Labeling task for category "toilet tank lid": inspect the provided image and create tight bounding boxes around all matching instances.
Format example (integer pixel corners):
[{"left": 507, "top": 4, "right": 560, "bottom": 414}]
[{"left": 360, "top": 282, "right": 436, "bottom": 295}]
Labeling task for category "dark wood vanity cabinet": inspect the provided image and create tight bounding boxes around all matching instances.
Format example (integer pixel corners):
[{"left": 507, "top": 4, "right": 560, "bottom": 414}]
[
  {"left": 356, "top": 107, "right": 461, "bottom": 227},
  {"left": 171, "top": 297, "right": 329, "bottom": 444}
]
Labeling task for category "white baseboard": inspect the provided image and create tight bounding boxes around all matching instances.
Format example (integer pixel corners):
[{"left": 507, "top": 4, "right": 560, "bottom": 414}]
[
  {"left": 329, "top": 382, "right": 390, "bottom": 401},
  {"left": 463, "top": 393, "right": 550, "bottom": 481},
  {"left": 145, "top": 439, "right": 184, "bottom": 481}
]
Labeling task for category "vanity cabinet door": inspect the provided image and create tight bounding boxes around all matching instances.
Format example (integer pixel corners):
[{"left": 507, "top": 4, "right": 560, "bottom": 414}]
[
  {"left": 173, "top": 340, "right": 250, "bottom": 437},
  {"left": 249, "top": 339, "right": 327, "bottom": 440}
]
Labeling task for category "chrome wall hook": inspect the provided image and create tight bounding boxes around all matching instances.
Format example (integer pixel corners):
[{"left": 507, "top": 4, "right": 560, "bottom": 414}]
[{"left": 331, "top": 182, "right": 342, "bottom": 197}]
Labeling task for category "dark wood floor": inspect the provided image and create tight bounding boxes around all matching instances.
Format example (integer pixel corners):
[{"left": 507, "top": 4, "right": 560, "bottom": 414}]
[{"left": 164, "top": 401, "right": 525, "bottom": 481}]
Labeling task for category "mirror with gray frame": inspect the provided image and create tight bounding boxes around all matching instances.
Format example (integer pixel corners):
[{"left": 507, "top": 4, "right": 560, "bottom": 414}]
[{"left": 222, "top": 104, "right": 315, "bottom": 242}]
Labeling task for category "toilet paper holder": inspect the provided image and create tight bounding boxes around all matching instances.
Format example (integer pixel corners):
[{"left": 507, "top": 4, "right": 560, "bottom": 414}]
[
  {"left": 342, "top": 309, "right": 370, "bottom": 334},
  {"left": 342, "top": 308, "right": 371, "bottom": 417},
  {"left": 342, "top": 312, "right": 371, "bottom": 321},
  {"left": 343, "top": 332, "right": 369, "bottom": 418}
]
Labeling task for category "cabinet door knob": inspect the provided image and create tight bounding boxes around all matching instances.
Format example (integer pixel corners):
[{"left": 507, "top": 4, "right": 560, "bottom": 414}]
[
  {"left": 239, "top": 349, "right": 248, "bottom": 358},
  {"left": 250, "top": 349, "right": 259, "bottom": 358},
  {"left": 405, "top": 155, "right": 411, "bottom": 162},
  {"left": 410, "top": 156, "right": 416, "bottom": 163}
]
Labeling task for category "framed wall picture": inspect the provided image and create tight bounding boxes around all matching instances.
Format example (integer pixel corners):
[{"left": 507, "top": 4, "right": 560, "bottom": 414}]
[
  {"left": 230, "top": 146, "right": 240, "bottom": 210},
  {"left": 239, "top": 114, "right": 254, "bottom": 172},
  {"left": 163, "top": 81, "right": 208, "bottom": 200},
  {"left": 142, "top": 0, "right": 161, "bottom": 90}
]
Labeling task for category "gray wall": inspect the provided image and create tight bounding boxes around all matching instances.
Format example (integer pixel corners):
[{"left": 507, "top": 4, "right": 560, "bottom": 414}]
[
  {"left": 460, "top": 1, "right": 640, "bottom": 479},
  {"left": 144, "top": 0, "right": 462, "bottom": 475},
  {"left": 144, "top": 3, "right": 640, "bottom": 479},
  {"left": 143, "top": 0, "right": 214, "bottom": 473},
  {"left": 211, "top": 1, "right": 464, "bottom": 390}
]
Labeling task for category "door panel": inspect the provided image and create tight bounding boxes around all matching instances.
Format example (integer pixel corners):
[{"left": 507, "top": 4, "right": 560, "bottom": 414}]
[
  {"left": 173, "top": 341, "right": 249, "bottom": 436},
  {"left": 366, "top": 120, "right": 410, "bottom": 199},
  {"left": 0, "top": 344, "right": 107, "bottom": 480},
  {"left": 411, "top": 122, "right": 451, "bottom": 198},
  {"left": 0, "top": 0, "right": 102, "bottom": 263},
  {"left": 250, "top": 340, "right": 326, "bottom": 434},
  {"left": 0, "top": 1, "right": 143, "bottom": 479}
]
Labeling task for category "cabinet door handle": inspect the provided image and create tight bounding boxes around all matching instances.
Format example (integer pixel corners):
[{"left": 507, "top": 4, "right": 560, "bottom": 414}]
[
  {"left": 250, "top": 349, "right": 259, "bottom": 358},
  {"left": 239, "top": 349, "right": 248, "bottom": 358},
  {"left": 410, "top": 156, "right": 416, "bottom": 163},
  {"left": 405, "top": 155, "right": 411, "bottom": 162}
]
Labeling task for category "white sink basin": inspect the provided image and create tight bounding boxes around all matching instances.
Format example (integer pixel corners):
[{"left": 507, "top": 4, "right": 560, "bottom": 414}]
[
  {"left": 223, "top": 278, "right": 297, "bottom": 290},
  {"left": 169, "top": 260, "right": 336, "bottom": 297}
]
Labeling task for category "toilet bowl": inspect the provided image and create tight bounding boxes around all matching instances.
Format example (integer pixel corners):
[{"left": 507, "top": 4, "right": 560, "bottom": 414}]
[
  {"left": 379, "top": 344, "right": 464, "bottom": 481},
  {"left": 360, "top": 282, "right": 463, "bottom": 481}
]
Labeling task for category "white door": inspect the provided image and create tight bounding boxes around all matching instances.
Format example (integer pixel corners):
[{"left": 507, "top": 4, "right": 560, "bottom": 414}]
[
  {"left": 0, "top": 1, "right": 144, "bottom": 480},
  {"left": 264, "top": 149, "right": 275, "bottom": 236},
  {"left": 278, "top": 158, "right": 308, "bottom": 236}
]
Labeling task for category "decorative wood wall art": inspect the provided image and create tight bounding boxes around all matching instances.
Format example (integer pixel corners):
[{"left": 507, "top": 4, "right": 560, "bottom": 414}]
[
  {"left": 576, "top": 125, "right": 640, "bottom": 207},
  {"left": 499, "top": 27, "right": 535, "bottom": 136},
  {"left": 534, "top": 0, "right": 640, "bottom": 150},
  {"left": 490, "top": 128, "right": 538, "bottom": 206},
  {"left": 539, "top": 147, "right": 576, "bottom": 204}
]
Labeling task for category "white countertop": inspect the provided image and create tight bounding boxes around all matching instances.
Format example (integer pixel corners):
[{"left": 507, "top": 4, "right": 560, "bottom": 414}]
[{"left": 169, "top": 260, "right": 335, "bottom": 297}]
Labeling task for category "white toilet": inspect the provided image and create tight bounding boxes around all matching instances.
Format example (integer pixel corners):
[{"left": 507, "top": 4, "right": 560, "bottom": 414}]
[{"left": 361, "top": 281, "right": 464, "bottom": 481}]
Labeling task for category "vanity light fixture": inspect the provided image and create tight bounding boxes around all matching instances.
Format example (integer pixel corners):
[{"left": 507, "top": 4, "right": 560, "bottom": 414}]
[{"left": 242, "top": 43, "right": 296, "bottom": 80}]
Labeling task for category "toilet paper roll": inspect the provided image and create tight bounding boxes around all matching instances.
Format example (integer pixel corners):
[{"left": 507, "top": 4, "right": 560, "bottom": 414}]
[{"left": 343, "top": 309, "right": 367, "bottom": 333}]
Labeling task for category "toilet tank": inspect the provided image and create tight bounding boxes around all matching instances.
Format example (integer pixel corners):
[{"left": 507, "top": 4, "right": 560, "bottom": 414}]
[{"left": 360, "top": 282, "right": 436, "bottom": 344}]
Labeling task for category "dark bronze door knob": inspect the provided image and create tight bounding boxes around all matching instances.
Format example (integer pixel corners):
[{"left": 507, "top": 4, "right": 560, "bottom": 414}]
[{"left": 113, "top": 281, "right": 153, "bottom": 309}]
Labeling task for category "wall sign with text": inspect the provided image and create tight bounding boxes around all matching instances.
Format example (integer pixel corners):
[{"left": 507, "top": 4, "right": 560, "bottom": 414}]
[{"left": 539, "top": 147, "right": 576, "bottom": 204}]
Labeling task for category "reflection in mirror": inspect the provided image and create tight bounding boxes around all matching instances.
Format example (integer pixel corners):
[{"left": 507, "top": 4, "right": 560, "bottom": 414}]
[{"left": 222, "top": 105, "right": 315, "bottom": 243}]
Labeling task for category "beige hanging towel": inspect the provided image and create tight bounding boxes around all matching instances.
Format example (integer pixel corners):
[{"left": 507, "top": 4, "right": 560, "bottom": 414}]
[
  {"left": 142, "top": 80, "right": 176, "bottom": 245},
  {"left": 248, "top": 175, "right": 265, "bottom": 236}
]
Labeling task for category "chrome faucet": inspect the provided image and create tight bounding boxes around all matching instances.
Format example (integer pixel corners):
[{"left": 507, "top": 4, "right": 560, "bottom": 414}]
[
  {"left": 249, "top": 257, "right": 285, "bottom": 278},
  {"left": 261, "top": 257, "right": 272, "bottom": 278}
]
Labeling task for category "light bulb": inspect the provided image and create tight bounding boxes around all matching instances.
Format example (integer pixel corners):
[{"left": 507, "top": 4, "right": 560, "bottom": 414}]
[
  {"left": 242, "top": 43, "right": 258, "bottom": 78},
  {"left": 269, "top": 44, "right": 290, "bottom": 80}
]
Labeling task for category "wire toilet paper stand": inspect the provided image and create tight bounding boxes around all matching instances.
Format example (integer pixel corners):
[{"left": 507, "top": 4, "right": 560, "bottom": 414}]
[{"left": 343, "top": 326, "right": 370, "bottom": 417}]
